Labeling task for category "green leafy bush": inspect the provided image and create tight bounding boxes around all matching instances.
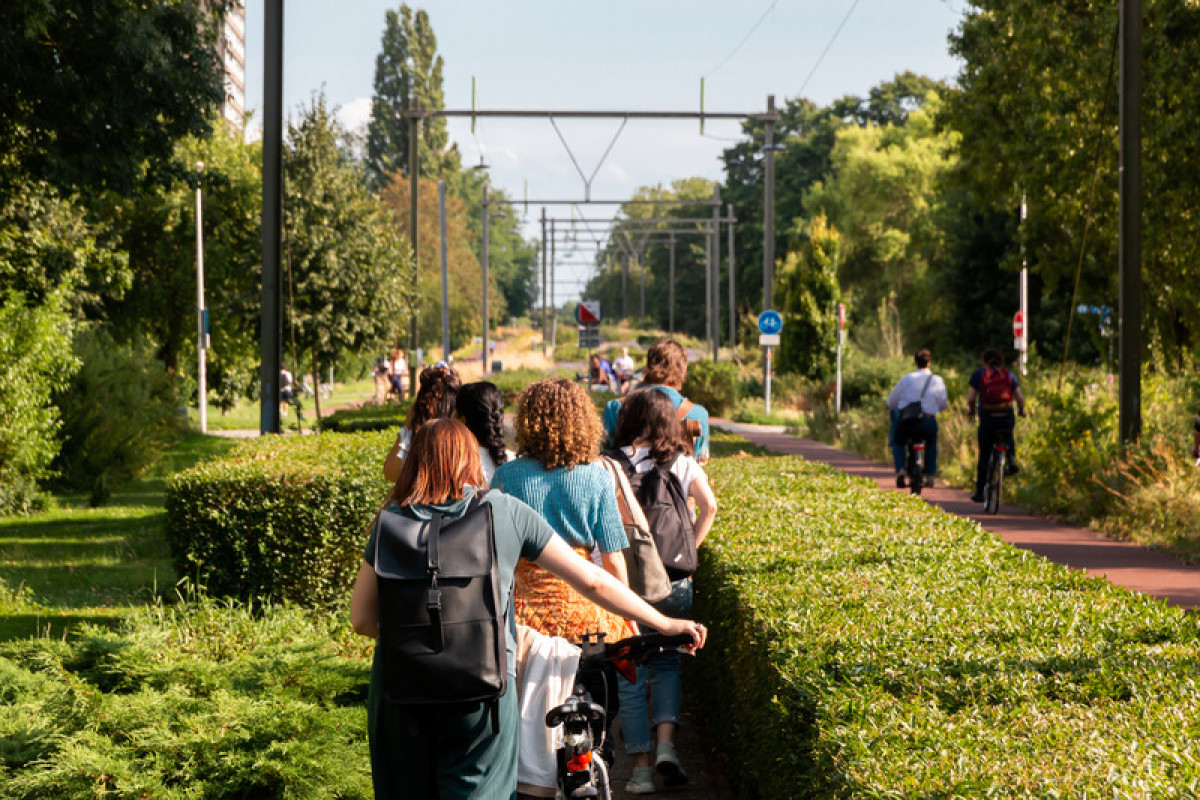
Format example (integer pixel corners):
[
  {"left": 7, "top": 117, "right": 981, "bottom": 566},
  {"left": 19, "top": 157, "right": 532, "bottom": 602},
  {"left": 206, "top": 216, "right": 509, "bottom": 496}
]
[
  {"left": 319, "top": 401, "right": 409, "bottom": 433},
  {"left": 0, "top": 291, "right": 77, "bottom": 514},
  {"left": 694, "top": 452, "right": 1200, "bottom": 796},
  {"left": 165, "top": 432, "right": 392, "bottom": 608},
  {"left": 54, "top": 326, "right": 182, "bottom": 506},
  {"left": 490, "top": 367, "right": 553, "bottom": 407},
  {"left": 0, "top": 596, "right": 373, "bottom": 798},
  {"left": 682, "top": 358, "right": 739, "bottom": 416}
]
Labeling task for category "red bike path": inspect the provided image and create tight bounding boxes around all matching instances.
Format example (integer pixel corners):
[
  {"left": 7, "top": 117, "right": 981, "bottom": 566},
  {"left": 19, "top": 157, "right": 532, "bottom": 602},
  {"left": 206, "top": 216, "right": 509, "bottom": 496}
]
[{"left": 711, "top": 419, "right": 1200, "bottom": 611}]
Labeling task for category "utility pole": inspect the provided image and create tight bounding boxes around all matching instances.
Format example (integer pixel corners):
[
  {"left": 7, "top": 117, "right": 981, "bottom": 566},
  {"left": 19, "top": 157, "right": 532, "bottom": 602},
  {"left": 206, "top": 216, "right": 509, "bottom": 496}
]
[
  {"left": 259, "top": 0, "right": 283, "bottom": 435},
  {"left": 1118, "top": 0, "right": 1142, "bottom": 444},
  {"left": 550, "top": 220, "right": 557, "bottom": 351},
  {"left": 408, "top": 110, "right": 420, "bottom": 390},
  {"left": 727, "top": 203, "right": 736, "bottom": 349},
  {"left": 762, "top": 94, "right": 778, "bottom": 310},
  {"left": 195, "top": 162, "right": 208, "bottom": 434},
  {"left": 439, "top": 180, "right": 450, "bottom": 360},
  {"left": 541, "top": 208, "right": 548, "bottom": 355},
  {"left": 668, "top": 232, "right": 676, "bottom": 334},
  {"left": 1019, "top": 196, "right": 1028, "bottom": 376},
  {"left": 482, "top": 182, "right": 490, "bottom": 375},
  {"left": 711, "top": 185, "right": 721, "bottom": 360}
]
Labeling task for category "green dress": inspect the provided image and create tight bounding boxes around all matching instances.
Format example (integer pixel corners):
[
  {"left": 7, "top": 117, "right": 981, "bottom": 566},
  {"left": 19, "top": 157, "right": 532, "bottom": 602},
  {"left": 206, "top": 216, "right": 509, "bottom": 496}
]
[{"left": 362, "top": 488, "right": 554, "bottom": 799}]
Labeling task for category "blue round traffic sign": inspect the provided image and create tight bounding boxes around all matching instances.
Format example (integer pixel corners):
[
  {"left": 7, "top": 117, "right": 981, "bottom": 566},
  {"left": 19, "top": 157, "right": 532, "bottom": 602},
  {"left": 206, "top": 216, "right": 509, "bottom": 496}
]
[{"left": 757, "top": 310, "right": 783, "bottom": 335}]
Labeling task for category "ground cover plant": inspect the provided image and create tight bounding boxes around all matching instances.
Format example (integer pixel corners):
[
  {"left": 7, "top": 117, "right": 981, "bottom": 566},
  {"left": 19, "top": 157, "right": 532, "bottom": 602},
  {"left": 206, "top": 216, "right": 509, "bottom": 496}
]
[
  {"left": 0, "top": 594, "right": 373, "bottom": 799},
  {"left": 694, "top": 449, "right": 1200, "bottom": 797}
]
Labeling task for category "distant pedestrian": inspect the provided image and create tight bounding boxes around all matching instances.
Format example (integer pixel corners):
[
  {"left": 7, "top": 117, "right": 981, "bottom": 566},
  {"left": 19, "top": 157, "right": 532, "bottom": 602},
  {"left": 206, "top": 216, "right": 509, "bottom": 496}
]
[
  {"left": 280, "top": 365, "right": 294, "bottom": 418},
  {"left": 603, "top": 339, "right": 710, "bottom": 463},
  {"left": 383, "top": 361, "right": 461, "bottom": 483}
]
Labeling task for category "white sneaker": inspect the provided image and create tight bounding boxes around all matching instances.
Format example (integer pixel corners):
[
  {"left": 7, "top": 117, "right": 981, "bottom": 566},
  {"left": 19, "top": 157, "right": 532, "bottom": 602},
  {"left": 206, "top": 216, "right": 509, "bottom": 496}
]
[
  {"left": 655, "top": 743, "right": 688, "bottom": 787},
  {"left": 626, "top": 766, "right": 656, "bottom": 795}
]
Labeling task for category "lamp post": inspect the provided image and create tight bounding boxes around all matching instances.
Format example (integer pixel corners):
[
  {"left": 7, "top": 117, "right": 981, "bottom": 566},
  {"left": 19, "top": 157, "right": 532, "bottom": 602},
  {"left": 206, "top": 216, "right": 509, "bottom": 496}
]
[
  {"left": 474, "top": 159, "right": 491, "bottom": 374},
  {"left": 195, "top": 161, "right": 209, "bottom": 433}
]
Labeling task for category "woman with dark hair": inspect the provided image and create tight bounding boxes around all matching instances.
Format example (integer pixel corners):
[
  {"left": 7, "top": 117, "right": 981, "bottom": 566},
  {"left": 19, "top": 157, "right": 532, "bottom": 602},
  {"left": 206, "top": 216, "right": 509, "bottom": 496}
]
[
  {"left": 602, "top": 338, "right": 710, "bottom": 463},
  {"left": 609, "top": 388, "right": 716, "bottom": 793},
  {"left": 351, "top": 419, "right": 706, "bottom": 799},
  {"left": 492, "top": 378, "right": 633, "bottom": 643},
  {"left": 456, "top": 381, "right": 514, "bottom": 483},
  {"left": 383, "top": 362, "right": 461, "bottom": 483}
]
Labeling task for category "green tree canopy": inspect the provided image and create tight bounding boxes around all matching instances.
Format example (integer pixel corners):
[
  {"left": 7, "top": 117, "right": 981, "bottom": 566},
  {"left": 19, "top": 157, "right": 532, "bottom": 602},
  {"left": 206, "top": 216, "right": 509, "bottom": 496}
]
[
  {"left": 285, "top": 96, "right": 413, "bottom": 414},
  {"left": 366, "top": 4, "right": 460, "bottom": 185}
]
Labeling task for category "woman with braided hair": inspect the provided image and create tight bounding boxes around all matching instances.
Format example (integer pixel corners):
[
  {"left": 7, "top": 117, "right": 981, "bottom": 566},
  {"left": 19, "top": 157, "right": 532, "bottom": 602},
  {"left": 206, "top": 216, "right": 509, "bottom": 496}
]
[
  {"left": 456, "top": 381, "right": 514, "bottom": 484},
  {"left": 382, "top": 362, "right": 461, "bottom": 483}
]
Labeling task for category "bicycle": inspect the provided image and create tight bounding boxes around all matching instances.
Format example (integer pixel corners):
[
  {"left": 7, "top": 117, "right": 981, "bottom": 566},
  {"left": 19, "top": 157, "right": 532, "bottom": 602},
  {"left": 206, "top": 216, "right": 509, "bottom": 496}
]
[
  {"left": 982, "top": 439, "right": 1006, "bottom": 514},
  {"left": 904, "top": 432, "right": 926, "bottom": 496},
  {"left": 545, "top": 631, "right": 694, "bottom": 800}
]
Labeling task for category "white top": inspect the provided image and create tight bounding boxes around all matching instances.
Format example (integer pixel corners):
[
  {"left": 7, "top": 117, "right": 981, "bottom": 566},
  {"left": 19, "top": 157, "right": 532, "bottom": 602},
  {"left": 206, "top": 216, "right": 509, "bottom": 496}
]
[
  {"left": 886, "top": 368, "right": 949, "bottom": 416},
  {"left": 395, "top": 427, "right": 413, "bottom": 460},
  {"left": 619, "top": 445, "right": 703, "bottom": 498},
  {"left": 613, "top": 355, "right": 635, "bottom": 376},
  {"left": 480, "top": 446, "right": 516, "bottom": 485}
]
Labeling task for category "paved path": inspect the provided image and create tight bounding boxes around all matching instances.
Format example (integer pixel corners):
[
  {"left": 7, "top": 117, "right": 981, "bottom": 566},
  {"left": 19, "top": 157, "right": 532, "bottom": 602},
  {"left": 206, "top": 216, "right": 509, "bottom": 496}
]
[{"left": 712, "top": 418, "right": 1200, "bottom": 610}]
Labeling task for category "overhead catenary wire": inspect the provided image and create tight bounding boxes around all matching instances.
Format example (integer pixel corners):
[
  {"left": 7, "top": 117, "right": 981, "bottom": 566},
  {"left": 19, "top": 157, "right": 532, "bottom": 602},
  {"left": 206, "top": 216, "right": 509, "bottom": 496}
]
[
  {"left": 797, "top": 0, "right": 865, "bottom": 97},
  {"left": 704, "top": 0, "right": 780, "bottom": 79}
]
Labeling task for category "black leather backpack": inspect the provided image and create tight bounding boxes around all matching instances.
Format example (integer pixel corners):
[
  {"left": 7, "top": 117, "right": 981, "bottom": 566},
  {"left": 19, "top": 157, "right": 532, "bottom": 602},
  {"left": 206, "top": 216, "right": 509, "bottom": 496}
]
[{"left": 373, "top": 496, "right": 507, "bottom": 715}]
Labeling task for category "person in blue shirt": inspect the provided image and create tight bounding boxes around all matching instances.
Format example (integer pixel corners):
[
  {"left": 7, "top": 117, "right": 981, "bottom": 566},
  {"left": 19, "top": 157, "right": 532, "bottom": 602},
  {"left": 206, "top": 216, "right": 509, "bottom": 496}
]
[
  {"left": 885, "top": 349, "right": 950, "bottom": 488},
  {"left": 602, "top": 339, "right": 710, "bottom": 464}
]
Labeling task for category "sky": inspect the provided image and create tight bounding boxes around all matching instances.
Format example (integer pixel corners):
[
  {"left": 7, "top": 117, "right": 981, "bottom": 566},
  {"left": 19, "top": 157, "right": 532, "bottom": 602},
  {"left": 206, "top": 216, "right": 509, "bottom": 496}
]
[{"left": 243, "top": 0, "right": 966, "bottom": 305}]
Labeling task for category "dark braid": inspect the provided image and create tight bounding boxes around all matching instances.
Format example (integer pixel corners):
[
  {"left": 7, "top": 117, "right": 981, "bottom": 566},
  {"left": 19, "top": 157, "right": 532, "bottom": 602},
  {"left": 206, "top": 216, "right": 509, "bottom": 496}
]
[
  {"left": 456, "top": 382, "right": 509, "bottom": 468},
  {"left": 405, "top": 364, "right": 461, "bottom": 431}
]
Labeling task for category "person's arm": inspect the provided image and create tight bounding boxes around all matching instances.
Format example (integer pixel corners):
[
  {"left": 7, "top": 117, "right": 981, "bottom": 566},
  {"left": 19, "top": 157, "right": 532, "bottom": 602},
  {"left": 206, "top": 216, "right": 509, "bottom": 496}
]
[
  {"left": 383, "top": 436, "right": 403, "bottom": 483},
  {"left": 886, "top": 379, "right": 902, "bottom": 411},
  {"left": 934, "top": 377, "right": 950, "bottom": 413},
  {"left": 1013, "top": 386, "right": 1027, "bottom": 416},
  {"left": 350, "top": 560, "right": 379, "bottom": 638},
  {"left": 966, "top": 386, "right": 978, "bottom": 416},
  {"left": 534, "top": 537, "right": 706, "bottom": 650},
  {"left": 688, "top": 470, "right": 717, "bottom": 549},
  {"left": 600, "top": 549, "right": 630, "bottom": 586}
]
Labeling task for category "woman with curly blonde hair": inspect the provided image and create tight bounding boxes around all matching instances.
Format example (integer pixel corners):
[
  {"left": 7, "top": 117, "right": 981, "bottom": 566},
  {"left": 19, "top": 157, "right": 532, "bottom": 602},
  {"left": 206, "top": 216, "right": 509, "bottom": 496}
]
[{"left": 491, "top": 378, "right": 632, "bottom": 643}]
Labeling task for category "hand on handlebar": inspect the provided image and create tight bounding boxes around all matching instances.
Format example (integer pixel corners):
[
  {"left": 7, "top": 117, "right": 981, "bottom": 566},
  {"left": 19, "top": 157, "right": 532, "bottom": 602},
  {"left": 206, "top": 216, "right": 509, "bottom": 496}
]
[{"left": 657, "top": 618, "right": 707, "bottom": 654}]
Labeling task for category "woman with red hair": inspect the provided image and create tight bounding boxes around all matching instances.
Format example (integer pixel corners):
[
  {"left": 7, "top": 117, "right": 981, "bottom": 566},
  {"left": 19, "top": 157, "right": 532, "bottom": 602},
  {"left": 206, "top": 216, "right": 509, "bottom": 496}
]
[{"left": 351, "top": 419, "right": 706, "bottom": 799}]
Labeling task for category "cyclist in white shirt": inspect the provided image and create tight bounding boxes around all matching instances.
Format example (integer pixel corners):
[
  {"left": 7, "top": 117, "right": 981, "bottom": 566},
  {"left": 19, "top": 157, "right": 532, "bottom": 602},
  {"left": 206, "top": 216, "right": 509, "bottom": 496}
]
[{"left": 885, "top": 349, "right": 949, "bottom": 488}]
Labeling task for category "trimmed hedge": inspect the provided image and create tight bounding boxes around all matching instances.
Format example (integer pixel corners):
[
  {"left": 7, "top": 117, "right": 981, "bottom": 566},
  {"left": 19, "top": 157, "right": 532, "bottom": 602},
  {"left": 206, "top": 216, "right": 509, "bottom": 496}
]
[
  {"left": 683, "top": 358, "right": 739, "bottom": 416},
  {"left": 319, "top": 402, "right": 409, "bottom": 433},
  {"left": 693, "top": 451, "right": 1200, "bottom": 797},
  {"left": 165, "top": 432, "right": 392, "bottom": 609}
]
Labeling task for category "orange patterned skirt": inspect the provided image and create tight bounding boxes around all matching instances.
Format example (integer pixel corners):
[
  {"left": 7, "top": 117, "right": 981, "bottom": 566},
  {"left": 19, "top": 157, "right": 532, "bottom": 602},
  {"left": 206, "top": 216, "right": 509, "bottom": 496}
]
[{"left": 513, "top": 548, "right": 635, "bottom": 644}]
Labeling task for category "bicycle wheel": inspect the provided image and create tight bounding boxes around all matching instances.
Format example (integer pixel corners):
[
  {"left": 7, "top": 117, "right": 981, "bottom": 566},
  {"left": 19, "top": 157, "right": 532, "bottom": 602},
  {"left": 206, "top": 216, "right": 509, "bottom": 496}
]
[
  {"left": 592, "top": 752, "right": 612, "bottom": 800},
  {"left": 910, "top": 459, "right": 923, "bottom": 496},
  {"left": 985, "top": 451, "right": 1003, "bottom": 514}
]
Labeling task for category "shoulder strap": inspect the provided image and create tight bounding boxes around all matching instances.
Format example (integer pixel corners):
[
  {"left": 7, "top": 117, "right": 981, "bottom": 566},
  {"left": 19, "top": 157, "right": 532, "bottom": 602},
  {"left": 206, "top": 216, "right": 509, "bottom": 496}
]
[
  {"left": 918, "top": 374, "right": 933, "bottom": 400},
  {"left": 425, "top": 512, "right": 444, "bottom": 652},
  {"left": 676, "top": 398, "right": 694, "bottom": 420}
]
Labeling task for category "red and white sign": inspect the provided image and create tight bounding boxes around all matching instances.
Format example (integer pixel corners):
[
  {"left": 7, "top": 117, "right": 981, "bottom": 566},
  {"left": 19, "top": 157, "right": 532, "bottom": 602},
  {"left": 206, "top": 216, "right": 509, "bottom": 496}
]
[
  {"left": 1013, "top": 311, "right": 1024, "bottom": 339},
  {"left": 838, "top": 303, "right": 846, "bottom": 331},
  {"left": 574, "top": 300, "right": 601, "bottom": 324}
]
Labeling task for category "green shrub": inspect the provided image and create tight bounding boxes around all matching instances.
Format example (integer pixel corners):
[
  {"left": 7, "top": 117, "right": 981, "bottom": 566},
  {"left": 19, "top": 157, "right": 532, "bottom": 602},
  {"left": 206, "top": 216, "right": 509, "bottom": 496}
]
[
  {"left": 490, "top": 367, "right": 553, "bottom": 407},
  {"left": 0, "top": 291, "right": 77, "bottom": 514},
  {"left": 53, "top": 326, "right": 182, "bottom": 506},
  {"left": 694, "top": 452, "right": 1200, "bottom": 796},
  {"left": 0, "top": 596, "right": 373, "bottom": 798},
  {"left": 682, "top": 358, "right": 739, "bottom": 416},
  {"left": 165, "top": 432, "right": 392, "bottom": 608},
  {"left": 319, "top": 401, "right": 409, "bottom": 433}
]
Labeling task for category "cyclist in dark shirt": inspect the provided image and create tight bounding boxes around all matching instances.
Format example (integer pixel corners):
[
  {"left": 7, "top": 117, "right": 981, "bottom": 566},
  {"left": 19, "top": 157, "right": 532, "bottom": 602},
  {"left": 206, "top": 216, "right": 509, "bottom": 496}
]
[
  {"left": 1192, "top": 414, "right": 1200, "bottom": 462},
  {"left": 966, "top": 348, "right": 1026, "bottom": 503}
]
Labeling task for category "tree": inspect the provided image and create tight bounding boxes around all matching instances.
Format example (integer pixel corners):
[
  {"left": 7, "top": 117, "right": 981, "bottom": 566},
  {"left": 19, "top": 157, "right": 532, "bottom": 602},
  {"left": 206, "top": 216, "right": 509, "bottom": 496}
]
[
  {"left": 380, "top": 175, "right": 486, "bottom": 353},
  {"left": 285, "top": 96, "right": 413, "bottom": 420},
  {"left": 366, "top": 5, "right": 459, "bottom": 186},
  {"left": 943, "top": 0, "right": 1200, "bottom": 360},
  {"left": 802, "top": 98, "right": 957, "bottom": 349},
  {"left": 0, "top": 0, "right": 228, "bottom": 199},
  {"left": 107, "top": 125, "right": 262, "bottom": 385},
  {"left": 777, "top": 214, "right": 842, "bottom": 380}
]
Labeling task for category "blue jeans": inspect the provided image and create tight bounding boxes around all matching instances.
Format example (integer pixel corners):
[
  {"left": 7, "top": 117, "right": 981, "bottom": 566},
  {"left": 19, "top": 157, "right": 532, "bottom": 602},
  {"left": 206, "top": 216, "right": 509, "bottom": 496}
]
[
  {"left": 890, "top": 410, "right": 939, "bottom": 477},
  {"left": 618, "top": 577, "right": 692, "bottom": 755}
]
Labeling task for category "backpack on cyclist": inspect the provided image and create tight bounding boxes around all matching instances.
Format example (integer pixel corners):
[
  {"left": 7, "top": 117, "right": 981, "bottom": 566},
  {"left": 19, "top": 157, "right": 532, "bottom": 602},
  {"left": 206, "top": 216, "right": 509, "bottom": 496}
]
[
  {"left": 980, "top": 366, "right": 1014, "bottom": 411},
  {"left": 607, "top": 449, "right": 697, "bottom": 581},
  {"left": 372, "top": 496, "right": 507, "bottom": 718}
]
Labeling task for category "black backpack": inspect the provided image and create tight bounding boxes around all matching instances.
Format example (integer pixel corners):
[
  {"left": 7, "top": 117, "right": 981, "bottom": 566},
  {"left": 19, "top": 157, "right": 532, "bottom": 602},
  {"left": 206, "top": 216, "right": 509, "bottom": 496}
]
[
  {"left": 607, "top": 449, "right": 697, "bottom": 581},
  {"left": 372, "top": 496, "right": 507, "bottom": 715}
]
